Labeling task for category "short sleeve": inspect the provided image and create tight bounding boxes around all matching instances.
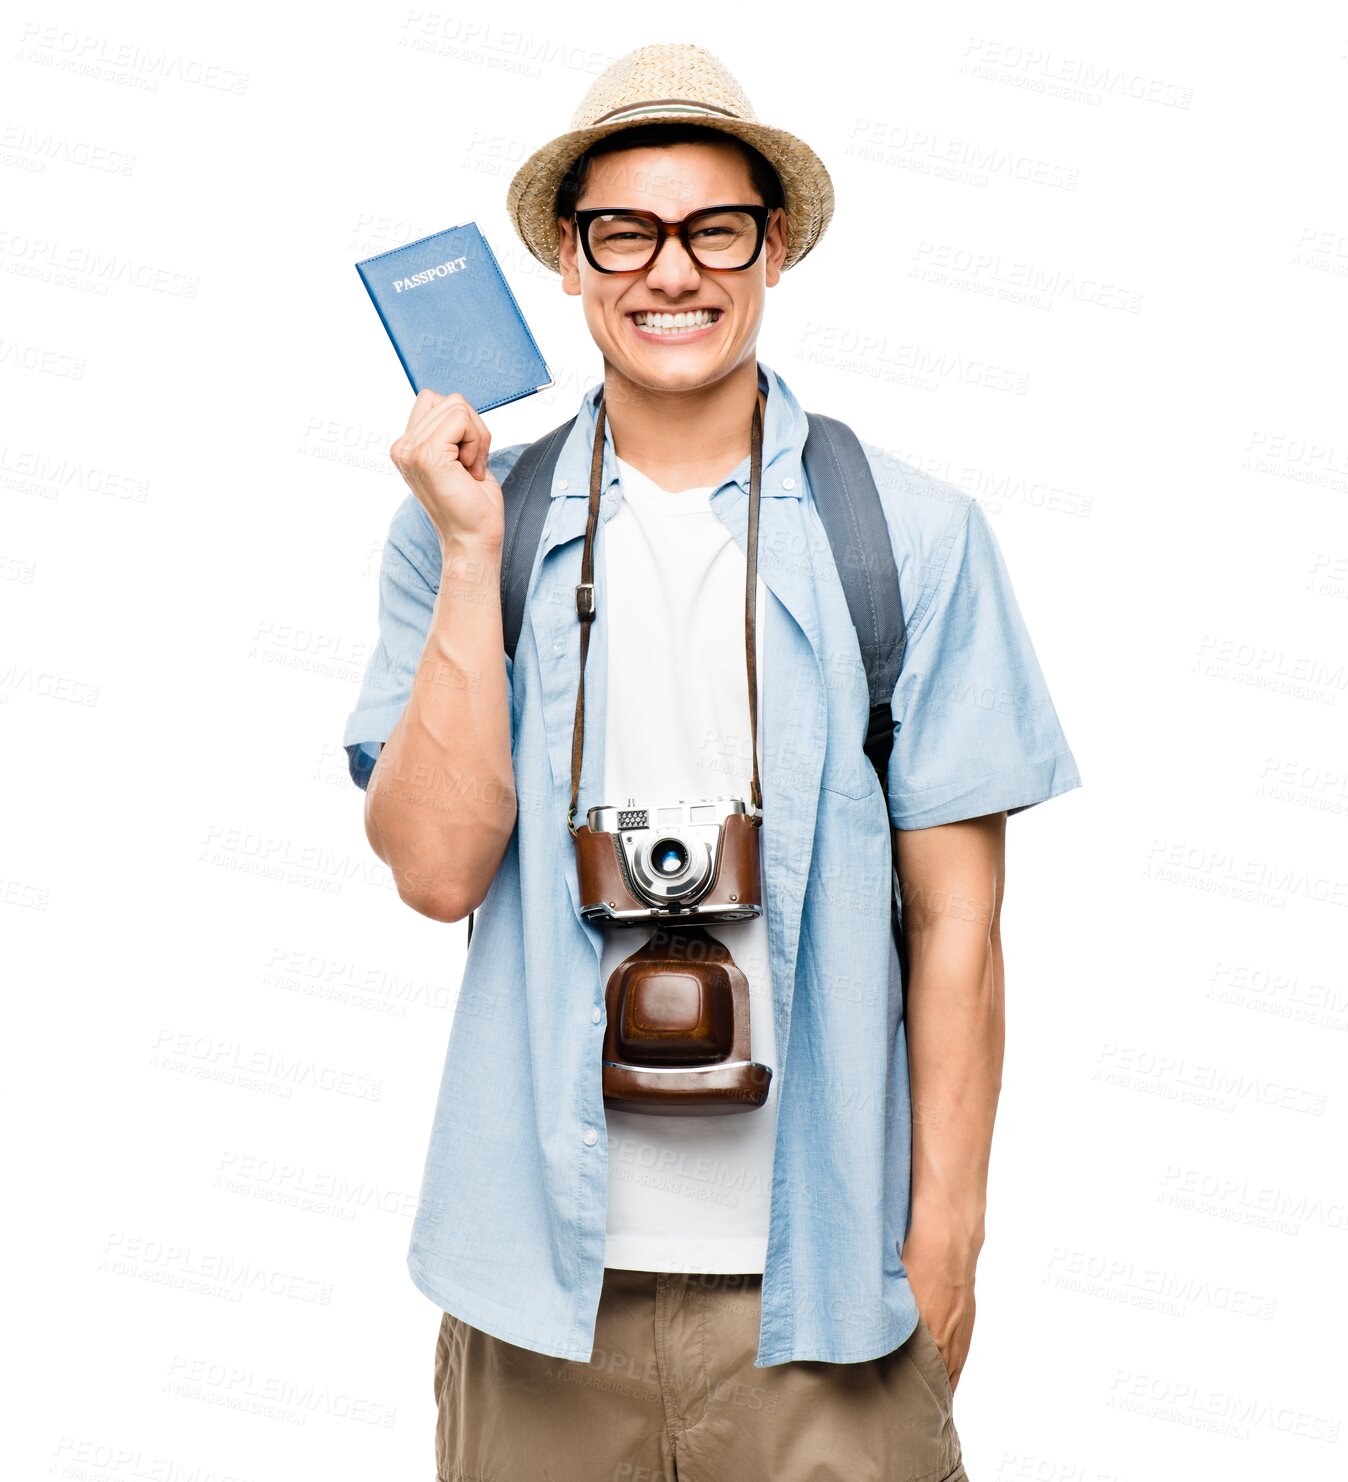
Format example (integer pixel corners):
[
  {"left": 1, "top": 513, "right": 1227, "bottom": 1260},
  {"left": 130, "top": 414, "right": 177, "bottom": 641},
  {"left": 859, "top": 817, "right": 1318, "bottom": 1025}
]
[
  {"left": 341, "top": 446, "right": 524, "bottom": 791},
  {"left": 887, "top": 499, "right": 1081, "bottom": 829}
]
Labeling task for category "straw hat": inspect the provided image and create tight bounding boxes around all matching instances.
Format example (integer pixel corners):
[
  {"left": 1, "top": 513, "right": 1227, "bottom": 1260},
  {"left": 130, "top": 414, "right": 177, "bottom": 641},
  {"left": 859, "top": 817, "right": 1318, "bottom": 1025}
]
[{"left": 505, "top": 43, "right": 834, "bottom": 274}]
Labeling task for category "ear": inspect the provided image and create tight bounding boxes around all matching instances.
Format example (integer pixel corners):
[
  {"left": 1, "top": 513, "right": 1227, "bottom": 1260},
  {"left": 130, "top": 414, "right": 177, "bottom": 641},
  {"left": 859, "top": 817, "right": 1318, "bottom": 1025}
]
[
  {"left": 764, "top": 207, "right": 788, "bottom": 288},
  {"left": 558, "top": 217, "right": 581, "bottom": 297}
]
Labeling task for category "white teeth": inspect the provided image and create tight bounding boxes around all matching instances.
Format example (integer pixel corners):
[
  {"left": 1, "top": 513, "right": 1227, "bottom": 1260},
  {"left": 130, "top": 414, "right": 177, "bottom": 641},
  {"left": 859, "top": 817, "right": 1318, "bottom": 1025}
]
[{"left": 633, "top": 309, "right": 718, "bottom": 333}]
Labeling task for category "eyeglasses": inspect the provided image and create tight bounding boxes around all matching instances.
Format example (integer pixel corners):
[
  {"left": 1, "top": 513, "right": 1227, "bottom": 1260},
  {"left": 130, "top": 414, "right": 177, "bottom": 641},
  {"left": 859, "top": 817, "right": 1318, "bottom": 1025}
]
[{"left": 573, "top": 204, "right": 773, "bottom": 274}]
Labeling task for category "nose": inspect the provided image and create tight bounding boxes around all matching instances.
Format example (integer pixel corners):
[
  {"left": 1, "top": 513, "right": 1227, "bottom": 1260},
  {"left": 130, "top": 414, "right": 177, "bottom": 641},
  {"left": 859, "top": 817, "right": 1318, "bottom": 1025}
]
[{"left": 641, "top": 231, "right": 703, "bottom": 296}]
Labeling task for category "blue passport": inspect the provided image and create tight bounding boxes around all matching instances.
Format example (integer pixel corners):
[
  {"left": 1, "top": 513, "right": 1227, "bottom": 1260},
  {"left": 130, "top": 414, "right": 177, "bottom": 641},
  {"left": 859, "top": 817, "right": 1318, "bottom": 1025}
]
[{"left": 355, "top": 222, "right": 552, "bottom": 411}]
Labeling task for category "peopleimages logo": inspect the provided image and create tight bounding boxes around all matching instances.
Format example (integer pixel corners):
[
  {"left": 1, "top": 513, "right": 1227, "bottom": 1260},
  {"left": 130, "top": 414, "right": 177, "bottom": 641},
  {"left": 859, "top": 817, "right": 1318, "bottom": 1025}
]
[{"left": 392, "top": 254, "right": 468, "bottom": 292}]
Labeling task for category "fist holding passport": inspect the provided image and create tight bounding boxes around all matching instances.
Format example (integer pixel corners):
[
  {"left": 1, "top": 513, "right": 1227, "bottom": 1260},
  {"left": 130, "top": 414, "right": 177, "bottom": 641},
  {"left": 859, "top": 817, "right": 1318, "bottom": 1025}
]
[{"left": 356, "top": 222, "right": 553, "bottom": 549}]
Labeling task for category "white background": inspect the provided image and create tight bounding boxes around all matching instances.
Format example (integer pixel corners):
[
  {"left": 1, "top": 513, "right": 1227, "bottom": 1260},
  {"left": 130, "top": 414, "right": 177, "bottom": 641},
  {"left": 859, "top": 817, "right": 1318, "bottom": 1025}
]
[{"left": 4, "top": 2, "right": 1346, "bottom": 1479}]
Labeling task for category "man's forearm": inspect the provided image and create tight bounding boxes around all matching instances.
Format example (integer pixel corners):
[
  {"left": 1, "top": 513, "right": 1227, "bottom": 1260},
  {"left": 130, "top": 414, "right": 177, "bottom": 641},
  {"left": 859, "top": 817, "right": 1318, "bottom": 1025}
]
[
  {"left": 365, "top": 535, "right": 516, "bottom": 920},
  {"left": 893, "top": 814, "right": 1007, "bottom": 1385},
  {"left": 905, "top": 915, "right": 1004, "bottom": 1253}
]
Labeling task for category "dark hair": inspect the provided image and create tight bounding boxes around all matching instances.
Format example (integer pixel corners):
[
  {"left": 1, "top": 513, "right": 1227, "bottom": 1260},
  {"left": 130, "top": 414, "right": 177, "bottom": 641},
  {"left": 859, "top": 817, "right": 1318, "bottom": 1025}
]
[{"left": 555, "top": 122, "right": 785, "bottom": 220}]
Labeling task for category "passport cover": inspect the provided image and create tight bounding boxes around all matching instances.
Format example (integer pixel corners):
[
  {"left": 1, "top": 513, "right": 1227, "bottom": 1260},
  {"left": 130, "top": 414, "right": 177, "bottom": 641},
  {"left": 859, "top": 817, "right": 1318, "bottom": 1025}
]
[{"left": 355, "top": 222, "right": 552, "bottom": 411}]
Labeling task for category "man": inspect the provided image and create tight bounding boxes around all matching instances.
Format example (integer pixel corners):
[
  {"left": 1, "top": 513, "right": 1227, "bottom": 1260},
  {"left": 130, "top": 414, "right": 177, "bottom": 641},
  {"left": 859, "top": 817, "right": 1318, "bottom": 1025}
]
[{"left": 343, "top": 42, "right": 1081, "bottom": 1482}]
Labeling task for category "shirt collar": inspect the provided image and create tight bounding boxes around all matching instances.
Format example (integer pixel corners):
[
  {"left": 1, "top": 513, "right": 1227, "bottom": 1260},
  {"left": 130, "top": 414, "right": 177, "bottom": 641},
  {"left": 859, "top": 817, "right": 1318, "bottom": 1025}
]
[{"left": 555, "top": 360, "right": 808, "bottom": 500}]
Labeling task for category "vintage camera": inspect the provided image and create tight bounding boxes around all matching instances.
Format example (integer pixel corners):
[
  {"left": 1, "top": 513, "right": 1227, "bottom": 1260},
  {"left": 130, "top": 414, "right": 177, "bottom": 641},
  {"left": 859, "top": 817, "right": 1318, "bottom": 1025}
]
[{"left": 574, "top": 795, "right": 763, "bottom": 927}]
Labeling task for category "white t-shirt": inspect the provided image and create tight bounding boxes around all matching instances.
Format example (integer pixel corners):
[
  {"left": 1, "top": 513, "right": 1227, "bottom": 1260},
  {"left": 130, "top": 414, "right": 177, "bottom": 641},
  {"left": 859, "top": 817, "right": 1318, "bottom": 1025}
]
[{"left": 600, "top": 454, "right": 778, "bottom": 1275}]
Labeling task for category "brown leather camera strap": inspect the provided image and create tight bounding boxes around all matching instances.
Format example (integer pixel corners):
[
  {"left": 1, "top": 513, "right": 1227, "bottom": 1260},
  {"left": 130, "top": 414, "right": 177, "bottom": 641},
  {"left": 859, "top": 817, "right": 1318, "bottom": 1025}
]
[{"left": 567, "top": 391, "right": 765, "bottom": 835}]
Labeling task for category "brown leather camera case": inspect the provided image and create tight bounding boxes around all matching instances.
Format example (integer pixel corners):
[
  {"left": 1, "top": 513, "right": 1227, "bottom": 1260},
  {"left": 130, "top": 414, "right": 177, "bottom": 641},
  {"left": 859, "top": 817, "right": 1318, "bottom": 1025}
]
[{"left": 601, "top": 925, "right": 772, "bottom": 1115}]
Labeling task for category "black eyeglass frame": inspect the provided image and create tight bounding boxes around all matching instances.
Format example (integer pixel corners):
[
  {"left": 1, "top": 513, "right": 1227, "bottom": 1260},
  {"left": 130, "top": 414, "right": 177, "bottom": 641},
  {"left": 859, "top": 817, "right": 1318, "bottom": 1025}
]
[{"left": 572, "top": 204, "right": 775, "bottom": 274}]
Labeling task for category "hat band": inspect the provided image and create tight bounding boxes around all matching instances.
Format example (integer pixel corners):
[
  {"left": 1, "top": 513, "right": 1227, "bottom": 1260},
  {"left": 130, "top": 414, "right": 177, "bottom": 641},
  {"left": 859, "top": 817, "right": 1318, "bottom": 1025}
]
[{"left": 589, "top": 98, "right": 742, "bottom": 126}]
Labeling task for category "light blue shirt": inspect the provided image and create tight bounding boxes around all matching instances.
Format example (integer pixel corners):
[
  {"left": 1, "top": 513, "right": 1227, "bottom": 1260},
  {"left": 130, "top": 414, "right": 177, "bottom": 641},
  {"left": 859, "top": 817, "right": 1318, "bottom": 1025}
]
[{"left": 342, "top": 361, "right": 1081, "bottom": 1366}]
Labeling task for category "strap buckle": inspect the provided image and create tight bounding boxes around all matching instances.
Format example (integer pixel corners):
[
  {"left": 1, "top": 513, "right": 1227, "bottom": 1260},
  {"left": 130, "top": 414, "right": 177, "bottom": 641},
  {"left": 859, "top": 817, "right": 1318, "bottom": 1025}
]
[{"left": 576, "top": 582, "right": 595, "bottom": 621}]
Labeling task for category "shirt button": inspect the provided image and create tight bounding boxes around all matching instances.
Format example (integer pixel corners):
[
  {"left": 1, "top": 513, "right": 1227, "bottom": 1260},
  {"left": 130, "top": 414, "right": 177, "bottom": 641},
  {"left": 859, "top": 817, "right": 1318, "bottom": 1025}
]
[
  {"left": 557, "top": 478, "right": 570, "bottom": 491},
  {"left": 591, "top": 1006, "right": 602, "bottom": 1023},
  {"left": 583, "top": 1127, "right": 598, "bottom": 1146},
  {"left": 541, "top": 521, "right": 551, "bottom": 538},
  {"left": 782, "top": 476, "right": 796, "bottom": 490}
]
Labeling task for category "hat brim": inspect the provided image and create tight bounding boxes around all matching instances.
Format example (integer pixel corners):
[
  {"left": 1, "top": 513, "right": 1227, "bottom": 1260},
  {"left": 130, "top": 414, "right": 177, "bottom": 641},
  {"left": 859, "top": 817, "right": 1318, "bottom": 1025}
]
[{"left": 506, "top": 113, "right": 834, "bottom": 274}]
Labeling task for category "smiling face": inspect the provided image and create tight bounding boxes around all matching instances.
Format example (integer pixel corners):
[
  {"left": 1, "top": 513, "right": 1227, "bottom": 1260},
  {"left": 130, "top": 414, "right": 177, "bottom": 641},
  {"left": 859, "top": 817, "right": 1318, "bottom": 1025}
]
[{"left": 557, "top": 137, "right": 788, "bottom": 399}]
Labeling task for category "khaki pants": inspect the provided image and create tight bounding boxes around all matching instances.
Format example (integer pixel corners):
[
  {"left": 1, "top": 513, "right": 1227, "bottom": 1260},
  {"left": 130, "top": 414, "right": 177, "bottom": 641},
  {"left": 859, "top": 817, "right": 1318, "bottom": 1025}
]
[{"left": 435, "top": 1267, "right": 968, "bottom": 1481}]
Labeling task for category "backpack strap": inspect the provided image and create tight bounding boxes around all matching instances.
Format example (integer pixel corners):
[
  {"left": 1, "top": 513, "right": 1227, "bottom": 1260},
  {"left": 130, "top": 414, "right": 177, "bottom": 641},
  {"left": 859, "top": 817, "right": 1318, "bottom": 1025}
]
[
  {"left": 800, "top": 411, "right": 910, "bottom": 992},
  {"left": 801, "top": 412, "right": 906, "bottom": 790},
  {"left": 499, "top": 415, "right": 577, "bottom": 663}
]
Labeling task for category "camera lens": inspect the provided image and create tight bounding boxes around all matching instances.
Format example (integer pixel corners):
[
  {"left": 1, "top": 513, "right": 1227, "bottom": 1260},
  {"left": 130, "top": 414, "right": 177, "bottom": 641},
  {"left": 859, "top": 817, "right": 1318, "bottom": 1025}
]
[
  {"left": 651, "top": 838, "right": 689, "bottom": 876},
  {"left": 627, "top": 825, "right": 712, "bottom": 909}
]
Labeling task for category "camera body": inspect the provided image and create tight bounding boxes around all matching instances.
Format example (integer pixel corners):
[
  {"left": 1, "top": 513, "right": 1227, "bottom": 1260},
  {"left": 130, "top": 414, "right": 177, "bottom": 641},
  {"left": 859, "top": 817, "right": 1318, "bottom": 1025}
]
[{"left": 574, "top": 795, "right": 763, "bottom": 926}]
